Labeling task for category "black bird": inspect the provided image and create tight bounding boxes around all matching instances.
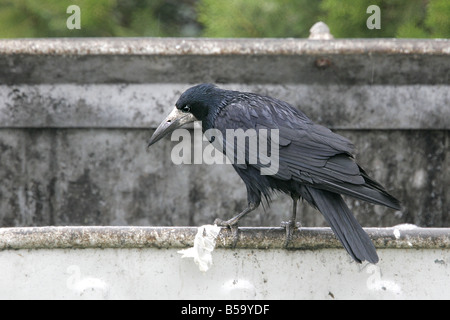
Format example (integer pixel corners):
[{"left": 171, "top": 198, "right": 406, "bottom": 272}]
[{"left": 147, "top": 84, "right": 401, "bottom": 264}]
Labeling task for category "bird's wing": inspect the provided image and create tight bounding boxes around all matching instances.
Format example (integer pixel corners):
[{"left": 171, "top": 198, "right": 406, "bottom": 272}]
[
  {"left": 213, "top": 94, "right": 400, "bottom": 209},
  {"left": 214, "top": 94, "right": 359, "bottom": 181}
]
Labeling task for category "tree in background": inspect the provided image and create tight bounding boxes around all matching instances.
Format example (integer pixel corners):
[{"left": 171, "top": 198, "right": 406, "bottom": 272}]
[
  {"left": 0, "top": 0, "right": 117, "bottom": 37},
  {"left": 320, "top": 0, "right": 450, "bottom": 38},
  {"left": 200, "top": 0, "right": 450, "bottom": 38},
  {"left": 425, "top": 0, "right": 450, "bottom": 38},
  {"left": 198, "top": 0, "right": 321, "bottom": 38},
  {"left": 115, "top": 0, "right": 201, "bottom": 37},
  {"left": 0, "top": 0, "right": 200, "bottom": 37},
  {"left": 0, "top": 0, "right": 448, "bottom": 38}
]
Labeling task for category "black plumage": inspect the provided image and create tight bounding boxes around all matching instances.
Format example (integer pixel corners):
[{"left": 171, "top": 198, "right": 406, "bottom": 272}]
[{"left": 148, "top": 83, "right": 401, "bottom": 264}]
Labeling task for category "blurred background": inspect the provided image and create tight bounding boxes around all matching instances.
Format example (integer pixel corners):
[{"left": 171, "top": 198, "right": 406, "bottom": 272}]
[{"left": 0, "top": 0, "right": 449, "bottom": 39}]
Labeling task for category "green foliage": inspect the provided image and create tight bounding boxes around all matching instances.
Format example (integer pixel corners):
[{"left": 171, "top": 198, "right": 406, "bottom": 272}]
[
  {"left": 426, "top": 0, "right": 450, "bottom": 38},
  {"left": 198, "top": 0, "right": 322, "bottom": 38},
  {"left": 0, "top": 0, "right": 448, "bottom": 38},
  {"left": 114, "top": 0, "right": 201, "bottom": 37},
  {"left": 320, "top": 0, "right": 435, "bottom": 38},
  {"left": 199, "top": 0, "right": 449, "bottom": 38},
  {"left": 0, "top": 0, "right": 200, "bottom": 38},
  {"left": 0, "top": 0, "right": 118, "bottom": 37}
]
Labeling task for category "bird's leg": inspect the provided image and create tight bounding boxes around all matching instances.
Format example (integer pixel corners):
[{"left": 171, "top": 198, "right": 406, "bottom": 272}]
[
  {"left": 214, "top": 202, "right": 258, "bottom": 248},
  {"left": 281, "top": 195, "right": 301, "bottom": 248}
]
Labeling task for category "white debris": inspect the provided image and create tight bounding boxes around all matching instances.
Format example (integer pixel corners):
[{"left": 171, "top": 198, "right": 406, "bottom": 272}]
[
  {"left": 178, "top": 224, "right": 221, "bottom": 272},
  {"left": 392, "top": 224, "right": 418, "bottom": 243},
  {"left": 309, "top": 22, "right": 334, "bottom": 40},
  {"left": 393, "top": 224, "right": 419, "bottom": 230}
]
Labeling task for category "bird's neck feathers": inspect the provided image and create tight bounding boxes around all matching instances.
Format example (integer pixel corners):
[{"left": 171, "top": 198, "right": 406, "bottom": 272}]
[{"left": 202, "top": 90, "right": 236, "bottom": 131}]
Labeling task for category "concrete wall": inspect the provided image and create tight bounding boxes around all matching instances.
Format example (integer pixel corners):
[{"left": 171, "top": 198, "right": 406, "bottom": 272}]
[
  {"left": 0, "top": 38, "right": 448, "bottom": 228},
  {"left": 1, "top": 226, "right": 449, "bottom": 300}
]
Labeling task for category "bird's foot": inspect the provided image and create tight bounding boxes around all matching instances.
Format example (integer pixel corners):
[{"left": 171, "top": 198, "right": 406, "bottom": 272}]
[
  {"left": 214, "top": 218, "right": 240, "bottom": 248},
  {"left": 280, "top": 220, "right": 301, "bottom": 248}
]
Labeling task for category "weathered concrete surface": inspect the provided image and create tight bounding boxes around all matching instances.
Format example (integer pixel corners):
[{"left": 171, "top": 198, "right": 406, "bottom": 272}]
[
  {"left": 0, "top": 129, "right": 447, "bottom": 228},
  {"left": 1, "top": 226, "right": 449, "bottom": 250},
  {"left": 2, "top": 38, "right": 449, "bottom": 56},
  {"left": 0, "top": 245, "right": 449, "bottom": 299},
  {"left": 0, "top": 84, "right": 448, "bottom": 129},
  {"left": 0, "top": 226, "right": 449, "bottom": 299},
  {"left": 0, "top": 38, "right": 448, "bottom": 228},
  {"left": 0, "top": 38, "right": 449, "bottom": 85}
]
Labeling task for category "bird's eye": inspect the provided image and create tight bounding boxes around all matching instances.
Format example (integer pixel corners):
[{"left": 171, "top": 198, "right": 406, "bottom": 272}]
[{"left": 182, "top": 105, "right": 191, "bottom": 112}]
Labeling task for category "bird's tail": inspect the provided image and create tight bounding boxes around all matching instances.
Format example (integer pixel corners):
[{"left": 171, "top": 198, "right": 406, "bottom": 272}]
[{"left": 305, "top": 186, "right": 379, "bottom": 264}]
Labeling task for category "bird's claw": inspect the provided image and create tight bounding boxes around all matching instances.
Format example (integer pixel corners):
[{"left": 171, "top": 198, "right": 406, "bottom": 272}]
[
  {"left": 214, "top": 218, "right": 239, "bottom": 248},
  {"left": 280, "top": 220, "right": 301, "bottom": 248}
]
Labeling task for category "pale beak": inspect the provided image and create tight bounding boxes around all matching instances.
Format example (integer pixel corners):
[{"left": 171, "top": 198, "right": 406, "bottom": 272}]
[{"left": 147, "top": 107, "right": 198, "bottom": 148}]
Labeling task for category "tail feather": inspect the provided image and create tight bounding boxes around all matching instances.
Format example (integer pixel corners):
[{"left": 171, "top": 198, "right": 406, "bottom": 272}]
[
  {"left": 358, "top": 165, "right": 401, "bottom": 210},
  {"left": 306, "top": 186, "right": 379, "bottom": 264},
  {"left": 312, "top": 164, "right": 401, "bottom": 211},
  {"left": 319, "top": 180, "right": 401, "bottom": 210}
]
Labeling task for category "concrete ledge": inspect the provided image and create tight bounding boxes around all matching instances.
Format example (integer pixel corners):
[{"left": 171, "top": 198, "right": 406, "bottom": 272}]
[
  {"left": 1, "top": 38, "right": 449, "bottom": 85},
  {"left": 1, "top": 226, "right": 450, "bottom": 299},
  {"left": 1, "top": 226, "right": 449, "bottom": 251},
  {"left": 0, "top": 38, "right": 449, "bottom": 56}
]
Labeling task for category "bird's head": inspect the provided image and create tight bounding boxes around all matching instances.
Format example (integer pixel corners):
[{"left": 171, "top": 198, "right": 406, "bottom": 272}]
[{"left": 147, "top": 83, "right": 226, "bottom": 147}]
